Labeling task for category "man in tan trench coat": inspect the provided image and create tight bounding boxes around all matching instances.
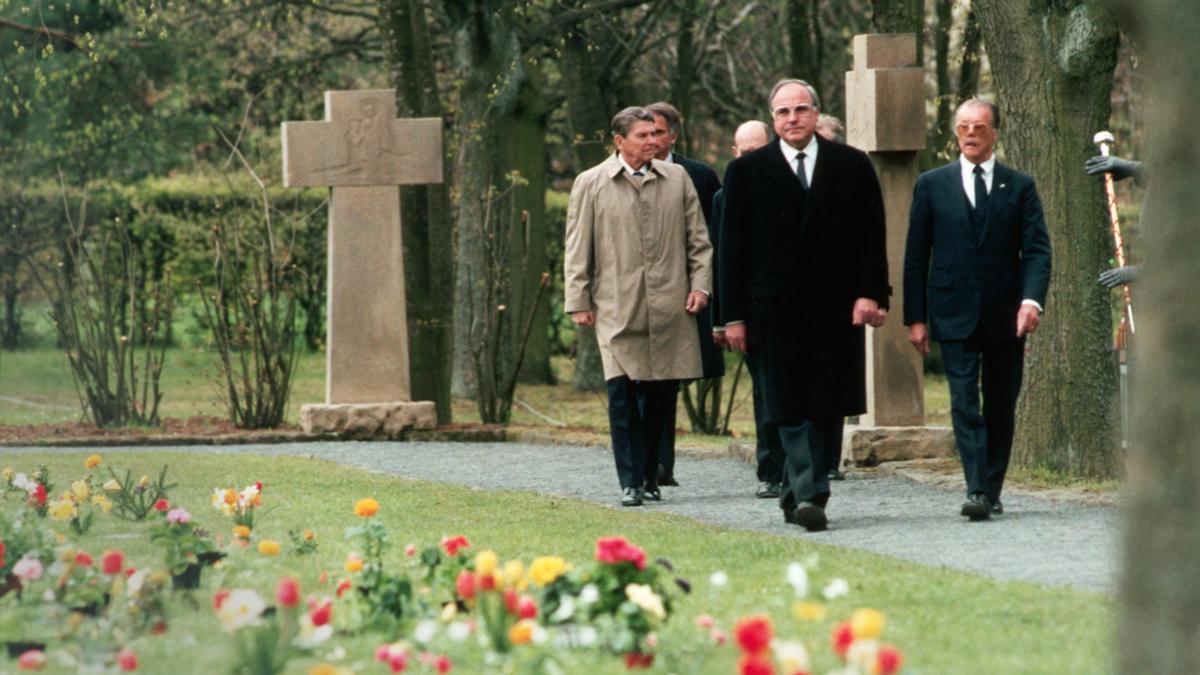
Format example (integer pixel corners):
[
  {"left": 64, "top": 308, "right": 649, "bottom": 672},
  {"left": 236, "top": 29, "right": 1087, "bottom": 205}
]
[{"left": 564, "top": 106, "right": 713, "bottom": 507}]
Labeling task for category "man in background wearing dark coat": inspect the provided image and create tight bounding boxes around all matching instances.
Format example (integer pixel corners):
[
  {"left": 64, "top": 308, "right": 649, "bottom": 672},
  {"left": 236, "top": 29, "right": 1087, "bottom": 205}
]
[
  {"left": 646, "top": 101, "right": 724, "bottom": 487},
  {"left": 719, "top": 80, "right": 890, "bottom": 532},
  {"left": 903, "top": 98, "right": 1051, "bottom": 521}
]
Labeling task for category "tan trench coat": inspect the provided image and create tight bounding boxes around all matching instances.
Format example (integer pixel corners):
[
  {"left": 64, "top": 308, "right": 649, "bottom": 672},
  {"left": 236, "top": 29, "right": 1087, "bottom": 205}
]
[{"left": 563, "top": 154, "right": 713, "bottom": 381}]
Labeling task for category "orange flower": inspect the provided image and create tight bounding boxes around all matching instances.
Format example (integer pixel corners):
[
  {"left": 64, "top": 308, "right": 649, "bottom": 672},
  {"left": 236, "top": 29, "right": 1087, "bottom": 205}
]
[
  {"left": 84, "top": 454, "right": 102, "bottom": 469},
  {"left": 354, "top": 498, "right": 380, "bottom": 517},
  {"left": 345, "top": 555, "right": 364, "bottom": 573},
  {"left": 233, "top": 525, "right": 251, "bottom": 540},
  {"left": 258, "top": 540, "right": 281, "bottom": 556},
  {"left": 508, "top": 619, "right": 535, "bottom": 645}
]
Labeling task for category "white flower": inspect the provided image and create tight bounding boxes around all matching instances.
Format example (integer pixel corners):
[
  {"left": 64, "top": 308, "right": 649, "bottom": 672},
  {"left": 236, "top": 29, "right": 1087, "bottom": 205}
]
[
  {"left": 217, "top": 589, "right": 266, "bottom": 632},
  {"left": 578, "top": 584, "right": 599, "bottom": 605},
  {"left": 823, "top": 577, "right": 850, "bottom": 600},
  {"left": 12, "top": 557, "right": 44, "bottom": 581},
  {"left": 787, "top": 562, "right": 809, "bottom": 598},
  {"left": 446, "top": 621, "right": 472, "bottom": 643},
  {"left": 12, "top": 473, "right": 34, "bottom": 492},
  {"left": 126, "top": 570, "right": 147, "bottom": 596},
  {"left": 294, "top": 619, "right": 333, "bottom": 649},
  {"left": 549, "top": 594, "right": 575, "bottom": 623},
  {"left": 413, "top": 619, "right": 438, "bottom": 644},
  {"left": 774, "top": 640, "right": 812, "bottom": 674},
  {"left": 709, "top": 570, "right": 728, "bottom": 587},
  {"left": 846, "top": 638, "right": 881, "bottom": 672},
  {"left": 530, "top": 624, "right": 548, "bottom": 645},
  {"left": 625, "top": 583, "right": 666, "bottom": 620}
]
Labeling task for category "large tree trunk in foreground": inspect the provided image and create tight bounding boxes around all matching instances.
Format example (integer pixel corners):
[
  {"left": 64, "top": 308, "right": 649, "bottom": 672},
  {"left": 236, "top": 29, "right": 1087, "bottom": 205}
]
[
  {"left": 379, "top": 0, "right": 455, "bottom": 423},
  {"left": 1115, "top": 0, "right": 1200, "bottom": 669},
  {"left": 975, "top": 0, "right": 1121, "bottom": 479}
]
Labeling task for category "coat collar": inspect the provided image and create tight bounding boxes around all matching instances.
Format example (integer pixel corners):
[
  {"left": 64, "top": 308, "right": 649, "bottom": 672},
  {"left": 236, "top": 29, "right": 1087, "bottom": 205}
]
[{"left": 604, "top": 152, "right": 668, "bottom": 180}]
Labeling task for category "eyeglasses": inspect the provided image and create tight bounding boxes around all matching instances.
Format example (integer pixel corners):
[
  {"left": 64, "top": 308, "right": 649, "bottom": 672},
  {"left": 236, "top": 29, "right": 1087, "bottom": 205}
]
[
  {"left": 772, "top": 104, "right": 816, "bottom": 118},
  {"left": 955, "top": 123, "right": 991, "bottom": 135}
]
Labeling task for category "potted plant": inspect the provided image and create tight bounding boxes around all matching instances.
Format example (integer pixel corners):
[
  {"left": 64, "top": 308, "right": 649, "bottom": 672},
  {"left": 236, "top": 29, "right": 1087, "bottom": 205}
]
[{"left": 147, "top": 506, "right": 222, "bottom": 589}]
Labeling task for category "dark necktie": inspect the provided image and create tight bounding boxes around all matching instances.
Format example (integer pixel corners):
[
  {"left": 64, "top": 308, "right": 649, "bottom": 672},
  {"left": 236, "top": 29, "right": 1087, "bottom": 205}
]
[
  {"left": 796, "top": 153, "right": 809, "bottom": 191},
  {"left": 973, "top": 165, "right": 988, "bottom": 211},
  {"left": 632, "top": 169, "right": 644, "bottom": 176}
]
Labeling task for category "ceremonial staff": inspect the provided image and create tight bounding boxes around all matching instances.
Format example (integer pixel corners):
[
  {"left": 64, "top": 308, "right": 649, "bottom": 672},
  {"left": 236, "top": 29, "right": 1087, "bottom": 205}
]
[{"left": 1093, "top": 130, "right": 1134, "bottom": 448}]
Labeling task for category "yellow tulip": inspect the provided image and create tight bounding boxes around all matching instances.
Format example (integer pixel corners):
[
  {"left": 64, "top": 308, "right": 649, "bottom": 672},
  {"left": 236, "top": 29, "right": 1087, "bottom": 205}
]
[
  {"left": 49, "top": 499, "right": 76, "bottom": 522},
  {"left": 2, "top": 467, "right": 12, "bottom": 482},
  {"left": 257, "top": 540, "right": 281, "bottom": 556},
  {"left": 509, "top": 619, "right": 535, "bottom": 645},
  {"left": 345, "top": 555, "right": 364, "bottom": 573},
  {"left": 70, "top": 480, "right": 90, "bottom": 501},
  {"left": 850, "top": 607, "right": 887, "bottom": 639},
  {"left": 92, "top": 494, "right": 114, "bottom": 514},
  {"left": 103, "top": 479, "right": 121, "bottom": 492},
  {"left": 792, "top": 601, "right": 827, "bottom": 621},
  {"left": 529, "top": 556, "right": 570, "bottom": 587},
  {"left": 501, "top": 559, "right": 528, "bottom": 590},
  {"left": 84, "top": 454, "right": 102, "bottom": 469},
  {"left": 475, "top": 550, "right": 499, "bottom": 577},
  {"left": 137, "top": 475, "right": 150, "bottom": 488}
]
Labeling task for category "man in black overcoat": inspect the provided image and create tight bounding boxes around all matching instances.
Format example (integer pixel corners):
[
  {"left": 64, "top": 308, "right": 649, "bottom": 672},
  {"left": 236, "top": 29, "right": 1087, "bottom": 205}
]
[
  {"left": 646, "top": 101, "right": 725, "bottom": 487},
  {"left": 719, "top": 79, "right": 890, "bottom": 531},
  {"left": 903, "top": 98, "right": 1051, "bottom": 521}
]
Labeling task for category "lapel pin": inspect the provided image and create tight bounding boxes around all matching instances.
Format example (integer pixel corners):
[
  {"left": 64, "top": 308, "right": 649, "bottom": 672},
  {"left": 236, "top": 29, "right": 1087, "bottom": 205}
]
[{"left": 999, "top": 183, "right": 1007, "bottom": 189}]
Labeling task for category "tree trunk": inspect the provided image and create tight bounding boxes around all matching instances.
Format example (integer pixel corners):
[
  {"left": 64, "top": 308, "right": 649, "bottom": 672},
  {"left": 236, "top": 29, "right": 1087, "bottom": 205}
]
[
  {"left": 1114, "top": 0, "right": 1200, "bottom": 670},
  {"left": 974, "top": 0, "right": 1120, "bottom": 478},
  {"left": 503, "top": 71, "right": 554, "bottom": 384},
  {"left": 669, "top": 0, "right": 699, "bottom": 156},
  {"left": 379, "top": 0, "right": 455, "bottom": 423},
  {"left": 956, "top": 5, "right": 982, "bottom": 103},
  {"left": 932, "top": 0, "right": 954, "bottom": 159},
  {"left": 561, "top": 21, "right": 613, "bottom": 392},
  {"left": 787, "top": 0, "right": 815, "bottom": 81}
]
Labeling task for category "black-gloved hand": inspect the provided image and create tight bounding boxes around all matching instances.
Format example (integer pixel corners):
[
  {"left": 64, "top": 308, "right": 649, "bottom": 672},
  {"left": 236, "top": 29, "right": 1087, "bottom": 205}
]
[
  {"left": 1098, "top": 266, "right": 1138, "bottom": 288},
  {"left": 1085, "top": 155, "right": 1145, "bottom": 182}
]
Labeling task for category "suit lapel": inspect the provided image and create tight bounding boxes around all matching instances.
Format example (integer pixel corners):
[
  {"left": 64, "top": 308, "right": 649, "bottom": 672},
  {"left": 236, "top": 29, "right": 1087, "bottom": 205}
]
[
  {"left": 802, "top": 137, "right": 831, "bottom": 229},
  {"left": 979, "top": 162, "right": 1014, "bottom": 245},
  {"left": 942, "top": 162, "right": 973, "bottom": 242}
]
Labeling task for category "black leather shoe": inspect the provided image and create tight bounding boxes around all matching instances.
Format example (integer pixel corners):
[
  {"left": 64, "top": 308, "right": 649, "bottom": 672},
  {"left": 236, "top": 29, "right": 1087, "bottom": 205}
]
[
  {"left": 991, "top": 500, "right": 1003, "bottom": 515},
  {"left": 783, "top": 508, "right": 797, "bottom": 525},
  {"left": 643, "top": 484, "right": 662, "bottom": 502},
  {"left": 828, "top": 469, "right": 847, "bottom": 481},
  {"left": 755, "top": 481, "right": 781, "bottom": 499},
  {"left": 791, "top": 502, "right": 828, "bottom": 532},
  {"left": 961, "top": 493, "right": 991, "bottom": 521},
  {"left": 621, "top": 487, "right": 643, "bottom": 507},
  {"left": 657, "top": 464, "right": 680, "bottom": 487}
]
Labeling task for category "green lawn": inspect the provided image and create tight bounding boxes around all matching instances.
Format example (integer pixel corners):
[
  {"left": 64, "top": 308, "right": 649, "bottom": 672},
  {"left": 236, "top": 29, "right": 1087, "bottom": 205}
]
[
  {"left": 0, "top": 347, "right": 952, "bottom": 436},
  {"left": 0, "top": 451, "right": 1111, "bottom": 674}
]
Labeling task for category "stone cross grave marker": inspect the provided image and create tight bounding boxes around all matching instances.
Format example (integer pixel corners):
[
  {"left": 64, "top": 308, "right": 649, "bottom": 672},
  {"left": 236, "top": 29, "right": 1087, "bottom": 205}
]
[
  {"left": 845, "top": 33, "right": 926, "bottom": 428},
  {"left": 282, "top": 89, "right": 439, "bottom": 435}
]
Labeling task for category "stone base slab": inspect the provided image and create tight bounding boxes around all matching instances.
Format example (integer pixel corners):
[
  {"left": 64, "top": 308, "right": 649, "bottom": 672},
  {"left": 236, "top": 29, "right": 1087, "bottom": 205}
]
[
  {"left": 300, "top": 401, "right": 437, "bottom": 439},
  {"left": 844, "top": 425, "right": 955, "bottom": 467},
  {"left": 728, "top": 425, "right": 956, "bottom": 469}
]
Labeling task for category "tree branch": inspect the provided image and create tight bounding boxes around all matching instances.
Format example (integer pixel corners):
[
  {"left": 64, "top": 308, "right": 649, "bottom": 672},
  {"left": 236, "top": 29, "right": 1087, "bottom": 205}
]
[{"left": 0, "top": 18, "right": 81, "bottom": 48}]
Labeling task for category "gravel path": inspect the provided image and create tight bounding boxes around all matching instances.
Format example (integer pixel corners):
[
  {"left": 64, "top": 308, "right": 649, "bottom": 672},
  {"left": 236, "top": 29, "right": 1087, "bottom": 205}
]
[{"left": 5, "top": 441, "right": 1118, "bottom": 593}]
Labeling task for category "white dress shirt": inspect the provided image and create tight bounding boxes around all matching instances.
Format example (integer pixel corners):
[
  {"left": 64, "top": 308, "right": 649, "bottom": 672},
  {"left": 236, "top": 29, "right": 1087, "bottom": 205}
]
[
  {"left": 959, "top": 154, "right": 995, "bottom": 208},
  {"left": 618, "top": 154, "right": 650, "bottom": 176},
  {"left": 780, "top": 136, "right": 818, "bottom": 187}
]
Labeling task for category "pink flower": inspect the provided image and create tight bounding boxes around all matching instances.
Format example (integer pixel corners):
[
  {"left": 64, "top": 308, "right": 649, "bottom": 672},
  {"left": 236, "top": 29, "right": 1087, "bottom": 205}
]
[
  {"left": 434, "top": 655, "right": 452, "bottom": 674},
  {"left": 711, "top": 628, "right": 728, "bottom": 646},
  {"left": 117, "top": 648, "right": 139, "bottom": 671},
  {"left": 276, "top": 577, "right": 300, "bottom": 608},
  {"left": 13, "top": 557, "right": 44, "bottom": 581},
  {"left": 595, "top": 537, "right": 647, "bottom": 570},
  {"left": 441, "top": 535, "right": 470, "bottom": 557},
  {"left": 166, "top": 508, "right": 191, "bottom": 524},
  {"left": 517, "top": 596, "right": 538, "bottom": 619},
  {"left": 696, "top": 614, "right": 716, "bottom": 629},
  {"left": 17, "top": 649, "right": 46, "bottom": 670},
  {"left": 405, "top": 544, "right": 417, "bottom": 557},
  {"left": 101, "top": 550, "right": 125, "bottom": 575}
]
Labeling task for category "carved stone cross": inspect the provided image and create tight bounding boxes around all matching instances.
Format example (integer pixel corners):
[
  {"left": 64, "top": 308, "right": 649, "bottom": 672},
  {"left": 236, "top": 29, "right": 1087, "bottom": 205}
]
[{"left": 282, "top": 89, "right": 440, "bottom": 435}]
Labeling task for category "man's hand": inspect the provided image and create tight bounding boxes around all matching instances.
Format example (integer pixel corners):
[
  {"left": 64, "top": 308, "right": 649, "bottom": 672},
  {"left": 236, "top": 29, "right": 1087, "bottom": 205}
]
[
  {"left": 725, "top": 323, "right": 749, "bottom": 354},
  {"left": 712, "top": 330, "right": 729, "bottom": 350},
  {"left": 851, "top": 298, "right": 887, "bottom": 328},
  {"left": 1016, "top": 304, "right": 1041, "bottom": 337},
  {"left": 1085, "top": 155, "right": 1144, "bottom": 182},
  {"left": 907, "top": 322, "right": 931, "bottom": 357},
  {"left": 570, "top": 310, "right": 596, "bottom": 327},
  {"left": 685, "top": 290, "right": 709, "bottom": 314},
  {"left": 1098, "top": 266, "right": 1138, "bottom": 288}
]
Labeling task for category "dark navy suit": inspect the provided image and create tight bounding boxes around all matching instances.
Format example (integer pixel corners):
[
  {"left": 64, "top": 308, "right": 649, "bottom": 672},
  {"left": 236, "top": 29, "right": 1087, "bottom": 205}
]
[{"left": 903, "top": 158, "right": 1052, "bottom": 503}]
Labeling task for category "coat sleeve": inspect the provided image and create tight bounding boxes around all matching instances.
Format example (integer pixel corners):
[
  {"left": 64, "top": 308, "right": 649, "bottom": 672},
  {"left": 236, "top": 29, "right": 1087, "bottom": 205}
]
[
  {"left": 683, "top": 177, "right": 713, "bottom": 295},
  {"left": 563, "top": 175, "right": 596, "bottom": 313},
  {"left": 854, "top": 154, "right": 891, "bottom": 309},
  {"left": 903, "top": 175, "right": 934, "bottom": 326},
  {"left": 1018, "top": 178, "right": 1052, "bottom": 308},
  {"left": 717, "top": 161, "right": 750, "bottom": 326},
  {"left": 709, "top": 190, "right": 724, "bottom": 327}
]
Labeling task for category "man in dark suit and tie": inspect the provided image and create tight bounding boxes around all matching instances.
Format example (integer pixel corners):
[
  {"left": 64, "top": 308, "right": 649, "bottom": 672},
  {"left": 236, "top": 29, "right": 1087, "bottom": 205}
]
[
  {"left": 903, "top": 98, "right": 1052, "bottom": 521},
  {"left": 646, "top": 101, "right": 725, "bottom": 487},
  {"left": 719, "top": 79, "right": 890, "bottom": 532}
]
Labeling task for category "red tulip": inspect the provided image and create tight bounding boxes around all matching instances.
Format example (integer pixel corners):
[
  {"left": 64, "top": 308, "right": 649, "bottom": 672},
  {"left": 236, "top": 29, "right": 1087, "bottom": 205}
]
[
  {"left": 455, "top": 570, "right": 476, "bottom": 600},
  {"left": 831, "top": 620, "right": 855, "bottom": 658},
  {"left": 101, "top": 550, "right": 125, "bottom": 575},
  {"left": 153, "top": 499, "right": 169, "bottom": 511},
  {"left": 877, "top": 645, "right": 904, "bottom": 675},
  {"left": 738, "top": 653, "right": 775, "bottom": 675},
  {"left": 74, "top": 551, "right": 94, "bottom": 567},
  {"left": 734, "top": 615, "right": 773, "bottom": 654},
  {"left": 309, "top": 599, "right": 333, "bottom": 627},
  {"left": 517, "top": 596, "right": 538, "bottom": 620},
  {"left": 276, "top": 577, "right": 301, "bottom": 608},
  {"left": 117, "top": 648, "right": 139, "bottom": 671}
]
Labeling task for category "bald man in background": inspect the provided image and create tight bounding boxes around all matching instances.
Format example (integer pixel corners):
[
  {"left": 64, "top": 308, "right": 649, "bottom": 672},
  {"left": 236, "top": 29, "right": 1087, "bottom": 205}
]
[{"left": 711, "top": 120, "right": 787, "bottom": 499}]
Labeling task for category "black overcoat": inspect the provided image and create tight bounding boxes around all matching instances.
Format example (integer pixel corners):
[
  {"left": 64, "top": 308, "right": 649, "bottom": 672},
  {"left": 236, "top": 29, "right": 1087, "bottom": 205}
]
[
  {"left": 717, "top": 137, "right": 890, "bottom": 423},
  {"left": 674, "top": 153, "right": 726, "bottom": 379}
]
